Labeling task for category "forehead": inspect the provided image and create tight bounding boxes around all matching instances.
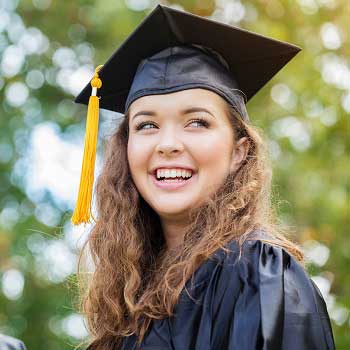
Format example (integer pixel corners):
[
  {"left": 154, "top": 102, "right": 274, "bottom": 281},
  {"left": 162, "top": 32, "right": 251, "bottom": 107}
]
[{"left": 128, "top": 88, "right": 229, "bottom": 115}]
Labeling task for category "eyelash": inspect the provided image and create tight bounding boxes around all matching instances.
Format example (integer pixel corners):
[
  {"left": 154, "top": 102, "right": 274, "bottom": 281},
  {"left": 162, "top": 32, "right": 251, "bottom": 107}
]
[{"left": 135, "top": 117, "right": 210, "bottom": 131}]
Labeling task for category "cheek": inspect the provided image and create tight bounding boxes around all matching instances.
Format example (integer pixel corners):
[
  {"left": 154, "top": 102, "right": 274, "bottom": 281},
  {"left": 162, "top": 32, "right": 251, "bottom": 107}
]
[
  {"left": 127, "top": 138, "right": 151, "bottom": 176},
  {"left": 191, "top": 131, "right": 233, "bottom": 169}
]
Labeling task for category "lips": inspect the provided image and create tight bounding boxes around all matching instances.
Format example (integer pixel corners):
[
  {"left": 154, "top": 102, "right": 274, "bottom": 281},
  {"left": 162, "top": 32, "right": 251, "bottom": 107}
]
[{"left": 150, "top": 172, "right": 197, "bottom": 190}]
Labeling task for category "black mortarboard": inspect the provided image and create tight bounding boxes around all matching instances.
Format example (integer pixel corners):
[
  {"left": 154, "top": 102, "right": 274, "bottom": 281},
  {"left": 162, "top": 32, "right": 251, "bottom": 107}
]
[
  {"left": 71, "top": 4, "right": 301, "bottom": 225},
  {"left": 75, "top": 4, "right": 301, "bottom": 114}
]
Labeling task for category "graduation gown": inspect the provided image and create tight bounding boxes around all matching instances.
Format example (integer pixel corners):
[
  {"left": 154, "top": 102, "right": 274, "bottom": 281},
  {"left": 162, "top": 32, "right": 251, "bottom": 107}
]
[{"left": 122, "top": 238, "right": 335, "bottom": 350}]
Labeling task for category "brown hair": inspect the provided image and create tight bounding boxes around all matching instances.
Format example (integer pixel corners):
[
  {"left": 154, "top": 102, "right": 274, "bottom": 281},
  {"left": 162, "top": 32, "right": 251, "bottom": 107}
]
[{"left": 76, "top": 96, "right": 304, "bottom": 349}]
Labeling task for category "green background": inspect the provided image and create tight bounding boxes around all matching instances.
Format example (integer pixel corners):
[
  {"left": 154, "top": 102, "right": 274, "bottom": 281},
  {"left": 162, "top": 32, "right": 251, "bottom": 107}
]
[{"left": 0, "top": 0, "right": 349, "bottom": 349}]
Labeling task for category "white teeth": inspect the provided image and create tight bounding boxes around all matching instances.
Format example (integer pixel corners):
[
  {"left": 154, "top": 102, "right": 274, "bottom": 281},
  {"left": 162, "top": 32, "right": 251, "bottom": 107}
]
[{"left": 156, "top": 168, "right": 193, "bottom": 179}]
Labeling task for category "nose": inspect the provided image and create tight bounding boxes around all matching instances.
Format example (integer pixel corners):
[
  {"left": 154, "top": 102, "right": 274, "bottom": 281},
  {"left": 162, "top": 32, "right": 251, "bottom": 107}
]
[{"left": 155, "top": 128, "right": 184, "bottom": 156}]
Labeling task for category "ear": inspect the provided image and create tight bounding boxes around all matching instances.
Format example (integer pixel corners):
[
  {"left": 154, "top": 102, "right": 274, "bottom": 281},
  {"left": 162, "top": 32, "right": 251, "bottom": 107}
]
[{"left": 230, "top": 137, "right": 249, "bottom": 173}]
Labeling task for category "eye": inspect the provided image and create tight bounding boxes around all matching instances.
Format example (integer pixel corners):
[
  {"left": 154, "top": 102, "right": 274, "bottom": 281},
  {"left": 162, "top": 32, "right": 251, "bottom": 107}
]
[
  {"left": 187, "top": 117, "right": 210, "bottom": 128},
  {"left": 135, "top": 121, "right": 157, "bottom": 131}
]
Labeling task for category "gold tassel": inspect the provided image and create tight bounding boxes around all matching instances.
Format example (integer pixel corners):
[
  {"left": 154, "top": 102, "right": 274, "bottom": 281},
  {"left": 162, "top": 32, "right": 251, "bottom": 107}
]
[{"left": 71, "top": 65, "right": 103, "bottom": 225}]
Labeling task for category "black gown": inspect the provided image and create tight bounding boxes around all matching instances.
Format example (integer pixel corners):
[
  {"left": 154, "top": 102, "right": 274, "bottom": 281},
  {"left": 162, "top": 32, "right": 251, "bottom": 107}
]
[{"left": 122, "top": 237, "right": 335, "bottom": 350}]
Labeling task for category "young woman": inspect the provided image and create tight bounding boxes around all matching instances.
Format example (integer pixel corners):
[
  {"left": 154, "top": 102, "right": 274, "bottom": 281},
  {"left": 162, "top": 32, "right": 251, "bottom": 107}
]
[{"left": 73, "top": 5, "right": 335, "bottom": 350}]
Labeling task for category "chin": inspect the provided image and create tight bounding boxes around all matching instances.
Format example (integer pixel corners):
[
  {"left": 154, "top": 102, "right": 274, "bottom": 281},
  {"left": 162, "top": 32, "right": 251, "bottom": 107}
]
[{"left": 152, "top": 200, "right": 194, "bottom": 217}]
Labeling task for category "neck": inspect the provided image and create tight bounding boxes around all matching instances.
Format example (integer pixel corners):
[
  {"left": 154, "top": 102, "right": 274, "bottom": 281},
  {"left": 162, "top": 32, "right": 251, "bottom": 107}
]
[{"left": 160, "top": 214, "right": 189, "bottom": 251}]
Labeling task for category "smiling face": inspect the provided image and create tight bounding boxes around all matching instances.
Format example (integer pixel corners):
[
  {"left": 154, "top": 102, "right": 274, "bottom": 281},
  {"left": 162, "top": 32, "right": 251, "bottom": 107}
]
[{"left": 127, "top": 88, "right": 246, "bottom": 222}]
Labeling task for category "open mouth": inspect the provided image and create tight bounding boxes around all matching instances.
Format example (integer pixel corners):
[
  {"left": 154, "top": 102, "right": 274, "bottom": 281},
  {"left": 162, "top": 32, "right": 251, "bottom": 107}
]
[
  {"left": 151, "top": 168, "right": 196, "bottom": 189},
  {"left": 154, "top": 169, "right": 193, "bottom": 182}
]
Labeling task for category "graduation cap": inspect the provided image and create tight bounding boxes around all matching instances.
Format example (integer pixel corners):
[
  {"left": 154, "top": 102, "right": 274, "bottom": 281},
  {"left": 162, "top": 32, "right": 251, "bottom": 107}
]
[{"left": 71, "top": 4, "right": 301, "bottom": 225}]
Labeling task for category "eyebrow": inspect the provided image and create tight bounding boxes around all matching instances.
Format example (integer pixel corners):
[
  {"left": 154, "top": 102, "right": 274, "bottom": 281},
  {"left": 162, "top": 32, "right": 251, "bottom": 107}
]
[{"left": 131, "top": 107, "right": 216, "bottom": 121}]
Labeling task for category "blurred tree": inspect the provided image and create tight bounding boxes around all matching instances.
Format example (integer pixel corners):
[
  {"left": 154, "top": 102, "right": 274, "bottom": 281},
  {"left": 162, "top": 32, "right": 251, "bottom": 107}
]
[{"left": 0, "top": 0, "right": 349, "bottom": 349}]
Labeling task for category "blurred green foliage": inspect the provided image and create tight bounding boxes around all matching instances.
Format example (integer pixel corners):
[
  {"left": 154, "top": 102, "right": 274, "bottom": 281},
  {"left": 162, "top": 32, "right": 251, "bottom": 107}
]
[{"left": 0, "top": 0, "right": 349, "bottom": 349}]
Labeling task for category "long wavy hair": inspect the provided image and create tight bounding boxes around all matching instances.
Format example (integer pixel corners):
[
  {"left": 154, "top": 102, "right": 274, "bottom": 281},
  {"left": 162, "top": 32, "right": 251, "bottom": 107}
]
[{"left": 76, "top": 94, "right": 304, "bottom": 350}]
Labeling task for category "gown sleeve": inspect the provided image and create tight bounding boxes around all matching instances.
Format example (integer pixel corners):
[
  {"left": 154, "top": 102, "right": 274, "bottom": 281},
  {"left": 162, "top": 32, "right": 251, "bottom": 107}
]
[{"left": 169, "top": 239, "right": 335, "bottom": 350}]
